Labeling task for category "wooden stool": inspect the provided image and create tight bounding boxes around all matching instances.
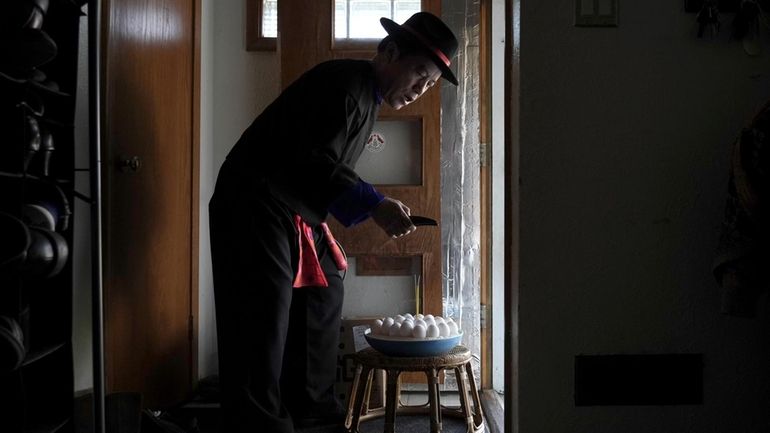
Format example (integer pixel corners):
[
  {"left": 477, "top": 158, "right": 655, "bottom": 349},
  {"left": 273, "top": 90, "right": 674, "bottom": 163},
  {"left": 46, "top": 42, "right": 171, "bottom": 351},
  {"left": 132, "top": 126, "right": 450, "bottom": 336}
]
[{"left": 344, "top": 345, "right": 484, "bottom": 433}]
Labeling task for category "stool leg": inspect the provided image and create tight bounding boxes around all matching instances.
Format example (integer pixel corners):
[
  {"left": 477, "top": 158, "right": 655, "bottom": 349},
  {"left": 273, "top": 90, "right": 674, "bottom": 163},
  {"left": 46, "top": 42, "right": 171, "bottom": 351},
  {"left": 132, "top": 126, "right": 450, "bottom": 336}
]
[
  {"left": 384, "top": 369, "right": 401, "bottom": 433},
  {"left": 427, "top": 367, "right": 442, "bottom": 433},
  {"left": 362, "top": 368, "right": 374, "bottom": 414},
  {"left": 346, "top": 364, "right": 371, "bottom": 433},
  {"left": 455, "top": 366, "right": 475, "bottom": 432},
  {"left": 465, "top": 361, "right": 485, "bottom": 431}
]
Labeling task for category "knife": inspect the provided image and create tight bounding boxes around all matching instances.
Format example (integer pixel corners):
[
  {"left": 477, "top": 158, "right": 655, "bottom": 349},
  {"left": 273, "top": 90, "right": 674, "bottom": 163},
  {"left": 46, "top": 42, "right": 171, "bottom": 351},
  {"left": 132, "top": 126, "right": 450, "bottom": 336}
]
[{"left": 410, "top": 215, "right": 438, "bottom": 226}]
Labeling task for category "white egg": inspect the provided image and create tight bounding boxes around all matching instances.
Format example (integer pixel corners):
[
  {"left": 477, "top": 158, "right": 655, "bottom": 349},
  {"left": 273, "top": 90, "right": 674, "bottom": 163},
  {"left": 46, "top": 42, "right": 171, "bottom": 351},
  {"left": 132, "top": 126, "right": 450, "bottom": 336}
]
[
  {"left": 424, "top": 314, "right": 434, "bottom": 322},
  {"left": 399, "top": 321, "right": 414, "bottom": 337},
  {"left": 394, "top": 314, "right": 406, "bottom": 324},
  {"left": 378, "top": 323, "right": 389, "bottom": 335},
  {"left": 426, "top": 323, "right": 440, "bottom": 338},
  {"left": 434, "top": 316, "right": 445, "bottom": 324},
  {"left": 415, "top": 314, "right": 424, "bottom": 320},
  {"left": 414, "top": 319, "right": 427, "bottom": 329},
  {"left": 404, "top": 313, "right": 414, "bottom": 320},
  {"left": 371, "top": 319, "right": 383, "bottom": 335},
  {"left": 437, "top": 322, "right": 450, "bottom": 337},
  {"left": 412, "top": 324, "right": 427, "bottom": 339},
  {"left": 424, "top": 317, "right": 435, "bottom": 326},
  {"left": 389, "top": 322, "right": 402, "bottom": 336},
  {"left": 447, "top": 321, "right": 459, "bottom": 336},
  {"left": 381, "top": 317, "right": 395, "bottom": 335}
]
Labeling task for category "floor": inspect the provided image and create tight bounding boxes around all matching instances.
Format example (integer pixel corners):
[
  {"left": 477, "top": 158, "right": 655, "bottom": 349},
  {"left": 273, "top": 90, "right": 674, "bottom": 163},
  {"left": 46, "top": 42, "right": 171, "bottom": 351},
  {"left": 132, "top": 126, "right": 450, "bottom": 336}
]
[
  {"left": 174, "top": 391, "right": 484, "bottom": 433},
  {"left": 75, "top": 387, "right": 496, "bottom": 433},
  {"left": 349, "top": 390, "right": 483, "bottom": 433}
]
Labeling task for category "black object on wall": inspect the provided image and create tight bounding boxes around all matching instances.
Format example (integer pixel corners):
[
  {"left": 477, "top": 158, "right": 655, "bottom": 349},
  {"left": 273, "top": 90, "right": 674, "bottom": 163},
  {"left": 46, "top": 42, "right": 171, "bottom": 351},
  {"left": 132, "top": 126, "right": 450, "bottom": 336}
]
[{"left": 575, "top": 354, "right": 704, "bottom": 406}]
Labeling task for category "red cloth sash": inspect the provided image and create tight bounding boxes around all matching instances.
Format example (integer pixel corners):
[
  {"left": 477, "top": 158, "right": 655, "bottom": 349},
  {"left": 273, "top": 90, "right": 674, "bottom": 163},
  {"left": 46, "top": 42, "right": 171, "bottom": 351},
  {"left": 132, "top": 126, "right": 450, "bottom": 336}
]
[{"left": 293, "top": 215, "right": 348, "bottom": 288}]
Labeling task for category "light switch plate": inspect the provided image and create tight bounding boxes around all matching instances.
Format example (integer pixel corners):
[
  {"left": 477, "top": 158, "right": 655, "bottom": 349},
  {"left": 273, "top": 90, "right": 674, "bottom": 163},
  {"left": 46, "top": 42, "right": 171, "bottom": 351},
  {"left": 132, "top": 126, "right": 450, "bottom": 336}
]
[{"left": 575, "top": 0, "right": 619, "bottom": 27}]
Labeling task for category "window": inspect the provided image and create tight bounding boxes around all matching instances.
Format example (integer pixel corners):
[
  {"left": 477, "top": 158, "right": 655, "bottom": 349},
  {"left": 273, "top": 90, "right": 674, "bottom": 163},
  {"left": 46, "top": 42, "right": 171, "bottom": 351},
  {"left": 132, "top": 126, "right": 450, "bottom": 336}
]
[
  {"left": 334, "top": 0, "right": 421, "bottom": 39},
  {"left": 262, "top": 0, "right": 278, "bottom": 37},
  {"left": 246, "top": 0, "right": 277, "bottom": 51},
  {"left": 248, "top": 0, "right": 421, "bottom": 51}
]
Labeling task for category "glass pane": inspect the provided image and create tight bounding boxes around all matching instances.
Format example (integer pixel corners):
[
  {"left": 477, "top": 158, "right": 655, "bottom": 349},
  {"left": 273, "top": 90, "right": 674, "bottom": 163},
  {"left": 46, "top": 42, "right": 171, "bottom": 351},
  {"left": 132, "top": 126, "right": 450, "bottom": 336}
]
[
  {"left": 341, "top": 256, "right": 422, "bottom": 318},
  {"left": 350, "top": 1, "right": 389, "bottom": 38},
  {"left": 334, "top": 0, "right": 421, "bottom": 40},
  {"left": 335, "top": 0, "right": 348, "bottom": 38},
  {"left": 394, "top": 0, "right": 420, "bottom": 24},
  {"left": 262, "top": 0, "right": 278, "bottom": 38},
  {"left": 355, "top": 119, "right": 422, "bottom": 185}
]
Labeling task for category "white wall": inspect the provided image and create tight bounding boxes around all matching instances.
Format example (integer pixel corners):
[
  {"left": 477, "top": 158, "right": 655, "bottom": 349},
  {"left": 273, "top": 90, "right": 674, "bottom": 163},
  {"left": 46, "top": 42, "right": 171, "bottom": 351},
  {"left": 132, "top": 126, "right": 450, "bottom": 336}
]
[
  {"left": 517, "top": 1, "right": 770, "bottom": 432},
  {"left": 198, "top": 0, "right": 280, "bottom": 379}
]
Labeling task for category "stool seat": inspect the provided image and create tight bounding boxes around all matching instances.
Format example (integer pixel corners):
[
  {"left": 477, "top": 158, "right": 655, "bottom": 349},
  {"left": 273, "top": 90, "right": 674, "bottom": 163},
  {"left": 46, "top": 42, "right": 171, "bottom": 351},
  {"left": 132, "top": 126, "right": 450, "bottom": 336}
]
[
  {"left": 344, "top": 345, "right": 484, "bottom": 433},
  {"left": 354, "top": 345, "right": 472, "bottom": 370}
]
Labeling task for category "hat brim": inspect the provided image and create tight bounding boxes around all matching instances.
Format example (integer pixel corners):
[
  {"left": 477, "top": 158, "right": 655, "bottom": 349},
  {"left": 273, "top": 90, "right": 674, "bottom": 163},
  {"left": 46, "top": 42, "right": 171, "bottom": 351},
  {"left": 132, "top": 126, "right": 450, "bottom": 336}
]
[{"left": 380, "top": 17, "right": 458, "bottom": 86}]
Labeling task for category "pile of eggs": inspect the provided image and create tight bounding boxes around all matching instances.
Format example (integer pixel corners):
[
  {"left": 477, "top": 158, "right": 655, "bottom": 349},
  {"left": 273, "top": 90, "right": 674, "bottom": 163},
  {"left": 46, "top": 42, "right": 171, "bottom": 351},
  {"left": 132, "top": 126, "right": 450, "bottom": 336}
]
[{"left": 369, "top": 314, "right": 460, "bottom": 339}]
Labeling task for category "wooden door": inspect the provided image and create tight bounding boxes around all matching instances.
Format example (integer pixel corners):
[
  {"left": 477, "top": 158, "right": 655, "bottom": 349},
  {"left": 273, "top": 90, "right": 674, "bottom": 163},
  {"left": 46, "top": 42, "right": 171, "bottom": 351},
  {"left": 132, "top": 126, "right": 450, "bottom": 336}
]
[
  {"left": 101, "top": 0, "right": 200, "bottom": 408},
  {"left": 279, "top": 0, "right": 444, "bottom": 318}
]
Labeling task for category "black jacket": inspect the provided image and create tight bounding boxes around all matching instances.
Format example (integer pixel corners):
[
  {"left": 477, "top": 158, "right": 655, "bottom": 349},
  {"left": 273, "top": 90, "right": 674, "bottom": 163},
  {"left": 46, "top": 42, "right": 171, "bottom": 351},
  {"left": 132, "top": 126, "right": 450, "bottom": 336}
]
[{"left": 226, "top": 59, "right": 381, "bottom": 225}]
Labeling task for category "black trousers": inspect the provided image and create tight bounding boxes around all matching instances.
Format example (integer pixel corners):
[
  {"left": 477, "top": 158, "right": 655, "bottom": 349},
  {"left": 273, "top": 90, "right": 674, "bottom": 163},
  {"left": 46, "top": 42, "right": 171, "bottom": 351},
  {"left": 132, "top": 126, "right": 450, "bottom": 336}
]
[{"left": 209, "top": 160, "right": 344, "bottom": 433}]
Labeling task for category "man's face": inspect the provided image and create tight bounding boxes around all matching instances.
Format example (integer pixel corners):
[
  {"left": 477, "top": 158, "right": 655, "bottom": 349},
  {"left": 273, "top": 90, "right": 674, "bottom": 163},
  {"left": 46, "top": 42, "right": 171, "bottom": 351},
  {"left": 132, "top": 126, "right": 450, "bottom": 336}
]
[{"left": 382, "top": 53, "right": 442, "bottom": 110}]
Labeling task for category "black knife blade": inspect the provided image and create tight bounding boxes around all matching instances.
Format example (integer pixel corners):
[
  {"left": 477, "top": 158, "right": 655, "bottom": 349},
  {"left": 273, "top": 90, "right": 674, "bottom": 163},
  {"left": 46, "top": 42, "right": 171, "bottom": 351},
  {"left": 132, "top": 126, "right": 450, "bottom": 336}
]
[{"left": 410, "top": 215, "right": 438, "bottom": 226}]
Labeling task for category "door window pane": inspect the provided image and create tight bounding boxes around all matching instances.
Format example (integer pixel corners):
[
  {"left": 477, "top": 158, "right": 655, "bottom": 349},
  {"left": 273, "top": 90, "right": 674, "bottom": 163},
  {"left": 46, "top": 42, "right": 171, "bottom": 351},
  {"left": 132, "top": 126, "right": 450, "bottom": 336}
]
[
  {"left": 262, "top": 0, "right": 278, "bottom": 37},
  {"left": 334, "top": 0, "right": 421, "bottom": 39},
  {"left": 355, "top": 119, "right": 422, "bottom": 185},
  {"left": 341, "top": 256, "right": 423, "bottom": 317}
]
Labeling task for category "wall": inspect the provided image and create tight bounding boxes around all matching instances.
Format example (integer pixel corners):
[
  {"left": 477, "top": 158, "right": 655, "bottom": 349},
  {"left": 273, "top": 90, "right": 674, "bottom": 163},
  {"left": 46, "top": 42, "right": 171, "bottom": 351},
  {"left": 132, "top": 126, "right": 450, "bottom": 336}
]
[
  {"left": 198, "top": 0, "right": 280, "bottom": 378},
  {"left": 518, "top": 1, "right": 770, "bottom": 432}
]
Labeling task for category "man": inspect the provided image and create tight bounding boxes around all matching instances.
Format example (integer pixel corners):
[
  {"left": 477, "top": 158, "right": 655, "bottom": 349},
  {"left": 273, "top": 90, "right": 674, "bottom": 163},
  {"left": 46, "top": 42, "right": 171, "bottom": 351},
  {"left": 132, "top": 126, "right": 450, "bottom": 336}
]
[{"left": 209, "top": 11, "right": 459, "bottom": 433}]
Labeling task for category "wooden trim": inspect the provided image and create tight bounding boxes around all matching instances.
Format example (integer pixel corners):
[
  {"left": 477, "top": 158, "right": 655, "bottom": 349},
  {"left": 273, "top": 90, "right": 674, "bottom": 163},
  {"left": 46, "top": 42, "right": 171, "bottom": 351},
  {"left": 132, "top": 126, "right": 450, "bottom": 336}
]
[
  {"left": 246, "top": 0, "right": 277, "bottom": 51},
  {"left": 332, "top": 38, "right": 380, "bottom": 51},
  {"left": 504, "top": 1, "right": 521, "bottom": 432},
  {"left": 479, "top": 0, "right": 492, "bottom": 390},
  {"left": 190, "top": 0, "right": 202, "bottom": 389}
]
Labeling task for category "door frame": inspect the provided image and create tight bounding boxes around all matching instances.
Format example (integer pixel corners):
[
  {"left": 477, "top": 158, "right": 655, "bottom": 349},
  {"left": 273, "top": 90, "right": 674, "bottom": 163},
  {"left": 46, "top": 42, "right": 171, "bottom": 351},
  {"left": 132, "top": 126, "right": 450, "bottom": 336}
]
[{"left": 190, "top": 0, "right": 202, "bottom": 389}]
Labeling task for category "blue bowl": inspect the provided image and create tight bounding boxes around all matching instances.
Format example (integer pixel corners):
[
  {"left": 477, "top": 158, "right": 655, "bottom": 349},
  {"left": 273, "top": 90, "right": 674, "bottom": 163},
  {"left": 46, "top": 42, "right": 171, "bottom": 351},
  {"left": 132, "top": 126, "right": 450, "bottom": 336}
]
[{"left": 364, "top": 329, "right": 463, "bottom": 357}]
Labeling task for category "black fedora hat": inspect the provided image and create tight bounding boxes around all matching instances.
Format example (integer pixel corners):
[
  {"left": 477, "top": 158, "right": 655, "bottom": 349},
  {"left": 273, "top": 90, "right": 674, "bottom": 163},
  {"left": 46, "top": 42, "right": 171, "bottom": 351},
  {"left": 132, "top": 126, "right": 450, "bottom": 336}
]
[{"left": 380, "top": 12, "right": 459, "bottom": 86}]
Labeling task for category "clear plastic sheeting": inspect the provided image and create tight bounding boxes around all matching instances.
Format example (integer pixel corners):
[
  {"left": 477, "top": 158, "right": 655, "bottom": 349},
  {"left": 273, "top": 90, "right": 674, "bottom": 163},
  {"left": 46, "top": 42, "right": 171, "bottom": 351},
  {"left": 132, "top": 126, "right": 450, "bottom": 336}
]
[{"left": 440, "top": 0, "right": 481, "bottom": 389}]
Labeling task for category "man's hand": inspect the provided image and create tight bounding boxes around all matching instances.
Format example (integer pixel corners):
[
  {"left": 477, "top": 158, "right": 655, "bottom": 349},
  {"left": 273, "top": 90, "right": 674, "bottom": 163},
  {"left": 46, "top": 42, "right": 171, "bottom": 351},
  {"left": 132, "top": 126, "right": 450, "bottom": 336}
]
[{"left": 371, "top": 197, "right": 417, "bottom": 238}]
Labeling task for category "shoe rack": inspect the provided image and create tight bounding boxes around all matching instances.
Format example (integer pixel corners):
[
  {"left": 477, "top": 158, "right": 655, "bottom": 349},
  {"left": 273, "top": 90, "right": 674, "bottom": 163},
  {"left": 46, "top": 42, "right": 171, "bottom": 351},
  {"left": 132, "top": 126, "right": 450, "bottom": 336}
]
[{"left": 0, "top": 1, "right": 87, "bottom": 432}]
